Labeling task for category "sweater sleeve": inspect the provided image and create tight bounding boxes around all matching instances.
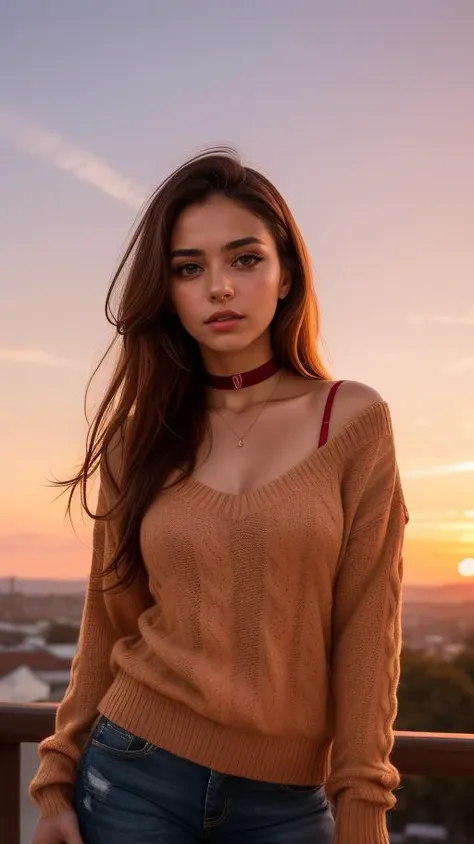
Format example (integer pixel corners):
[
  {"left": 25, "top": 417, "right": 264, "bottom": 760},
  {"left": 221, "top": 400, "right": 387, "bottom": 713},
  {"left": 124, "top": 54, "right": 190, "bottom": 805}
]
[
  {"left": 326, "top": 431, "right": 408, "bottom": 844},
  {"left": 29, "top": 468, "right": 147, "bottom": 818}
]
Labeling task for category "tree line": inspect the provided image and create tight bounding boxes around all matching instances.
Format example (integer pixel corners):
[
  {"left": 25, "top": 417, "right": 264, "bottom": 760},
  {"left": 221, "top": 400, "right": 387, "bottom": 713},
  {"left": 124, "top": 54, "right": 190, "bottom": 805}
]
[{"left": 390, "top": 631, "right": 474, "bottom": 838}]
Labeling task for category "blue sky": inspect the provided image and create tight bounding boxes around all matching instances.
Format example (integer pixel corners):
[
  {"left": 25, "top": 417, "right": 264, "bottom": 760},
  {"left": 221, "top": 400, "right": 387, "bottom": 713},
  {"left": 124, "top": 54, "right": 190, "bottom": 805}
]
[{"left": 0, "top": 1, "right": 473, "bottom": 581}]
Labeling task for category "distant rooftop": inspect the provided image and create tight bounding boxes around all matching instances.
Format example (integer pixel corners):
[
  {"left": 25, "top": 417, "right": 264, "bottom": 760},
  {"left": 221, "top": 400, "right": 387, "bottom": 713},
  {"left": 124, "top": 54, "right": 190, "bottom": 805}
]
[
  {"left": 0, "top": 647, "right": 72, "bottom": 676},
  {"left": 0, "top": 578, "right": 86, "bottom": 595}
]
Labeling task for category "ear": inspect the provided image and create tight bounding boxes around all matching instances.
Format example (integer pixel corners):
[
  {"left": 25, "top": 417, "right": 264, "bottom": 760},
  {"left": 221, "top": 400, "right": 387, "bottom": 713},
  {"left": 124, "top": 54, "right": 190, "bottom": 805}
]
[{"left": 278, "top": 272, "right": 291, "bottom": 300}]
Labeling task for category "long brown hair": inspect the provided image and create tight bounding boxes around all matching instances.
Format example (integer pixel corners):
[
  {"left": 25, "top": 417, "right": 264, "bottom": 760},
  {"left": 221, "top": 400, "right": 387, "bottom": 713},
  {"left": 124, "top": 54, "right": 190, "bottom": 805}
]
[{"left": 60, "top": 147, "right": 330, "bottom": 589}]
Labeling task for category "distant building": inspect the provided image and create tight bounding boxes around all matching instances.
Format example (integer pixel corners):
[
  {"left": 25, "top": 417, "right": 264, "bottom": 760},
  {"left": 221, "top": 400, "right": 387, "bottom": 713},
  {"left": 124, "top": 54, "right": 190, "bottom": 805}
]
[
  {"left": 404, "top": 822, "right": 448, "bottom": 841},
  {"left": 0, "top": 665, "right": 49, "bottom": 703},
  {"left": 443, "top": 642, "right": 464, "bottom": 658},
  {"left": 0, "top": 647, "right": 72, "bottom": 702},
  {"left": 47, "top": 643, "right": 78, "bottom": 661}
]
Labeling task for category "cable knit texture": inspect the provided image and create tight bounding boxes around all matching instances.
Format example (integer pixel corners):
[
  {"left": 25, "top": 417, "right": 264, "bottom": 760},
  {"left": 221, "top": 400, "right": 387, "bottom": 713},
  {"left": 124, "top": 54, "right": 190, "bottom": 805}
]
[{"left": 30, "top": 401, "right": 408, "bottom": 844}]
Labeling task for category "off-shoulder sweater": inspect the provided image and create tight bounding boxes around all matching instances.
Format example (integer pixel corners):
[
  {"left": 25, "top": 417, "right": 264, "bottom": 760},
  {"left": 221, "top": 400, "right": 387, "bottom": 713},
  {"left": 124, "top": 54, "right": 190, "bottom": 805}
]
[{"left": 30, "top": 401, "right": 408, "bottom": 844}]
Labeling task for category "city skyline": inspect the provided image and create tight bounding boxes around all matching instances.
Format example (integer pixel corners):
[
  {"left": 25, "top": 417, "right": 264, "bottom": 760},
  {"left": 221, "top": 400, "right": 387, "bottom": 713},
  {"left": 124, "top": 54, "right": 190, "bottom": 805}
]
[{"left": 1, "top": 3, "right": 473, "bottom": 583}]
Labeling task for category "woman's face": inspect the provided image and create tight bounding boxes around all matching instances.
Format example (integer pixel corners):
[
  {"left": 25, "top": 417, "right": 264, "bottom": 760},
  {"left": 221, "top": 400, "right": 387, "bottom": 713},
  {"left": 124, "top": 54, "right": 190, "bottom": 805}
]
[{"left": 169, "top": 195, "right": 290, "bottom": 364}]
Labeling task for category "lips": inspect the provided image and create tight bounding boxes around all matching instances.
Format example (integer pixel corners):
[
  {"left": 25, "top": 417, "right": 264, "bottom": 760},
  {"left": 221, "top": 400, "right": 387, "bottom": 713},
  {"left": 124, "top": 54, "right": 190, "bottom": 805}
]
[{"left": 205, "top": 310, "right": 244, "bottom": 324}]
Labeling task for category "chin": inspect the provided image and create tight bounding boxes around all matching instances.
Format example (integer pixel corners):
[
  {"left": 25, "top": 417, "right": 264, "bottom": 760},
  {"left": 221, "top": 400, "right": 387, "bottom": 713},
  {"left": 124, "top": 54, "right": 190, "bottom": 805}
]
[
  {"left": 200, "top": 337, "right": 250, "bottom": 355},
  {"left": 197, "top": 330, "right": 259, "bottom": 356}
]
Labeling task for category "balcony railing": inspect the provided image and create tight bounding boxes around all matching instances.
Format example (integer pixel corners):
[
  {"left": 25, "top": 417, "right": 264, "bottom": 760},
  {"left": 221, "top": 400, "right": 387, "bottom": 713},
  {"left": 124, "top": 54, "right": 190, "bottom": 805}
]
[{"left": 1, "top": 703, "right": 474, "bottom": 844}]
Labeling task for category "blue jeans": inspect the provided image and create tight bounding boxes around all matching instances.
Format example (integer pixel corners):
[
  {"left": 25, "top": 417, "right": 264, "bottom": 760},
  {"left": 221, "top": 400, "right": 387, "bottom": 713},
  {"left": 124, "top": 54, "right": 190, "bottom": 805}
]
[{"left": 74, "top": 716, "right": 335, "bottom": 843}]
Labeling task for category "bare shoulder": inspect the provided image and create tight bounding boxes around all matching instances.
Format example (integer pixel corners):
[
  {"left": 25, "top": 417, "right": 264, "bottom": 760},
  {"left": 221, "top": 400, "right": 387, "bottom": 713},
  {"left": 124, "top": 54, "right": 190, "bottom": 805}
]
[{"left": 328, "top": 380, "right": 384, "bottom": 439}]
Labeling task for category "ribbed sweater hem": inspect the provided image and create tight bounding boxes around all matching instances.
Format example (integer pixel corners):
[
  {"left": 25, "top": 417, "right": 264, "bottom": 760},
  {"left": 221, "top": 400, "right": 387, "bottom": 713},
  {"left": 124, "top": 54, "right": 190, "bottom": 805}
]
[
  {"left": 98, "top": 670, "right": 332, "bottom": 786},
  {"left": 334, "top": 794, "right": 390, "bottom": 844},
  {"left": 34, "top": 784, "right": 75, "bottom": 818}
]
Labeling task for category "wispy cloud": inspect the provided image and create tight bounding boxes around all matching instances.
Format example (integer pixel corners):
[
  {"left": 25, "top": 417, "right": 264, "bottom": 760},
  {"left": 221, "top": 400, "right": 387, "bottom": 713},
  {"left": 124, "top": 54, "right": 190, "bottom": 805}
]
[
  {"left": 0, "top": 531, "right": 45, "bottom": 550},
  {"left": 407, "top": 519, "right": 474, "bottom": 544},
  {"left": 410, "top": 509, "right": 465, "bottom": 521},
  {"left": 0, "top": 107, "right": 148, "bottom": 209},
  {"left": 0, "top": 530, "right": 87, "bottom": 554},
  {"left": 409, "top": 509, "right": 474, "bottom": 523},
  {"left": 442, "top": 358, "right": 474, "bottom": 375},
  {"left": 0, "top": 347, "right": 82, "bottom": 368},
  {"left": 407, "top": 313, "right": 474, "bottom": 326},
  {"left": 404, "top": 461, "right": 474, "bottom": 478}
]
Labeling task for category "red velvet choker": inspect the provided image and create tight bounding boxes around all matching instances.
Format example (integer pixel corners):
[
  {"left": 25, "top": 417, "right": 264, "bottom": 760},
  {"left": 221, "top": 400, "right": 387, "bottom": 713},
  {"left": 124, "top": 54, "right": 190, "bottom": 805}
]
[{"left": 205, "top": 358, "right": 279, "bottom": 390}]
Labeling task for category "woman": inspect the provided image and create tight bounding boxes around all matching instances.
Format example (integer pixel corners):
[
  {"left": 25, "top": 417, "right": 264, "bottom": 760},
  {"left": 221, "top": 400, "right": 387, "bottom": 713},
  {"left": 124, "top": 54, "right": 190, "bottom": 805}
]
[{"left": 30, "top": 149, "right": 408, "bottom": 844}]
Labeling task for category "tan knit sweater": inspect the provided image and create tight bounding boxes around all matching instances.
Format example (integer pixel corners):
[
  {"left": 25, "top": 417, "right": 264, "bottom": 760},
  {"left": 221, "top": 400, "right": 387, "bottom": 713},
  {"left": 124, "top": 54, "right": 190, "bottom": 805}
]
[{"left": 30, "top": 401, "right": 408, "bottom": 844}]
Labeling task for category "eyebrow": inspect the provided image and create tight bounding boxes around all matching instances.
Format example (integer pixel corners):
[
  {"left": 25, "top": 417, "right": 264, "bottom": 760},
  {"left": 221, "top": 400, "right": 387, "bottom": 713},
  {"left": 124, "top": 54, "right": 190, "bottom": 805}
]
[{"left": 170, "top": 236, "right": 265, "bottom": 259}]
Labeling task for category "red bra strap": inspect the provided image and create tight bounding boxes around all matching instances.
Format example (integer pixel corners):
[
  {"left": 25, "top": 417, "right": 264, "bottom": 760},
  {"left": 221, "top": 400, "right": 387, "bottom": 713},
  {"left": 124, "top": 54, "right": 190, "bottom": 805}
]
[{"left": 318, "top": 381, "right": 345, "bottom": 448}]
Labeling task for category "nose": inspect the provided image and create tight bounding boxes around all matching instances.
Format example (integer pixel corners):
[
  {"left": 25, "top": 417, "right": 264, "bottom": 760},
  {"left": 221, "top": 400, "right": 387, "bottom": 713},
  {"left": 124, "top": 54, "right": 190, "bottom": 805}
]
[{"left": 208, "top": 268, "right": 235, "bottom": 303}]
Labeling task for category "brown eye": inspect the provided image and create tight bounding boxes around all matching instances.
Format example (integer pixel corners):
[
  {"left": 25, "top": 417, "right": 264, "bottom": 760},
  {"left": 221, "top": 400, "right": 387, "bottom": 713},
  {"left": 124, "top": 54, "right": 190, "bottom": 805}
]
[
  {"left": 234, "top": 254, "right": 263, "bottom": 268},
  {"left": 174, "top": 263, "right": 200, "bottom": 278}
]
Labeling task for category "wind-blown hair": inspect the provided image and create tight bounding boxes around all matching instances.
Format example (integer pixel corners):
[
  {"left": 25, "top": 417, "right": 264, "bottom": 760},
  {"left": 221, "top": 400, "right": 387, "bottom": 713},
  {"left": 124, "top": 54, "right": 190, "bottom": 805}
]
[{"left": 58, "top": 148, "right": 330, "bottom": 588}]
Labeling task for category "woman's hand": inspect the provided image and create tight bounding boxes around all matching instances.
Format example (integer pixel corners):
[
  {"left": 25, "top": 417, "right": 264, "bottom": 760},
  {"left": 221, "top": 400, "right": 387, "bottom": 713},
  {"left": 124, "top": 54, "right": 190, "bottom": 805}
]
[{"left": 31, "top": 810, "right": 84, "bottom": 844}]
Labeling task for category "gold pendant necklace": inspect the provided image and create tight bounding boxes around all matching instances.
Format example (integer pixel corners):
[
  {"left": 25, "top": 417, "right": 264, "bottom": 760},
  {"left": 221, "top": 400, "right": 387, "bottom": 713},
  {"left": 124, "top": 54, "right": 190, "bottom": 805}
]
[{"left": 214, "top": 373, "right": 282, "bottom": 447}]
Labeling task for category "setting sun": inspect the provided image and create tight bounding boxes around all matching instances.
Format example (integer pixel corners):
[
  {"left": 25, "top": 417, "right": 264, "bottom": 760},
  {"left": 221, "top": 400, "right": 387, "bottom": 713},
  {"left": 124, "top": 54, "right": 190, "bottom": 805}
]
[{"left": 458, "top": 558, "right": 474, "bottom": 577}]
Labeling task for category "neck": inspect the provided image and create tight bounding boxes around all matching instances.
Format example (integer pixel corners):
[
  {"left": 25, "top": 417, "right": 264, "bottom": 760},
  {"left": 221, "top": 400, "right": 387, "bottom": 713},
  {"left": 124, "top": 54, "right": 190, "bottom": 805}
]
[
  {"left": 201, "top": 332, "right": 274, "bottom": 380},
  {"left": 209, "top": 370, "right": 282, "bottom": 413},
  {"left": 202, "top": 337, "right": 280, "bottom": 411},
  {"left": 205, "top": 358, "right": 278, "bottom": 390}
]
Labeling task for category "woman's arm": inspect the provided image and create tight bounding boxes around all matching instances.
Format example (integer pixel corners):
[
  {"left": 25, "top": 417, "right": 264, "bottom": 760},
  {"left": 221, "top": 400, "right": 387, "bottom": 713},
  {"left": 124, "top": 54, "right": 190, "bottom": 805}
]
[
  {"left": 29, "top": 463, "right": 151, "bottom": 818},
  {"left": 326, "top": 428, "right": 408, "bottom": 844}
]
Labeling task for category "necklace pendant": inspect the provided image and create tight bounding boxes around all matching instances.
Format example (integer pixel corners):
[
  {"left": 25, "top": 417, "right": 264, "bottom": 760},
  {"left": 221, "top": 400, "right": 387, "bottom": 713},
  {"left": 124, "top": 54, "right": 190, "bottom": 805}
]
[{"left": 237, "top": 439, "right": 244, "bottom": 448}]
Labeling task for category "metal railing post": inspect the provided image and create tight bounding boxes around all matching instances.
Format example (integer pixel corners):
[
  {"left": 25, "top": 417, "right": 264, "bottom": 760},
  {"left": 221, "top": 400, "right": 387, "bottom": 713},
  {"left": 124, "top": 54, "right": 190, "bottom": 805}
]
[{"left": 0, "top": 740, "right": 21, "bottom": 844}]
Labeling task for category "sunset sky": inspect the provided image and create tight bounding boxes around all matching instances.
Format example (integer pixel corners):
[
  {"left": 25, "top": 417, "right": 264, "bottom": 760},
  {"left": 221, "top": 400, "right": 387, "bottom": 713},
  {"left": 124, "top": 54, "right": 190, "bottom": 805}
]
[{"left": 0, "top": 2, "right": 473, "bottom": 584}]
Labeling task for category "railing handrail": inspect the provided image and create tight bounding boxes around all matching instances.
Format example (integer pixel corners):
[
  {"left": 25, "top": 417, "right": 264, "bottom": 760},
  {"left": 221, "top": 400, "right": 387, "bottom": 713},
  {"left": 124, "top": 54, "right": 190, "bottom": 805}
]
[
  {"left": 393, "top": 730, "right": 474, "bottom": 777},
  {"left": 0, "top": 702, "right": 56, "bottom": 743},
  {"left": 1, "top": 702, "right": 474, "bottom": 778}
]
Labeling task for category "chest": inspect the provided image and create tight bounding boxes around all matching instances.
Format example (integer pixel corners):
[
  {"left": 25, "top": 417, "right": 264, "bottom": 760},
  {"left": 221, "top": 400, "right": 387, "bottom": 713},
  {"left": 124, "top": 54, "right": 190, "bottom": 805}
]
[
  {"left": 192, "top": 392, "right": 325, "bottom": 496},
  {"left": 140, "top": 471, "right": 345, "bottom": 607}
]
